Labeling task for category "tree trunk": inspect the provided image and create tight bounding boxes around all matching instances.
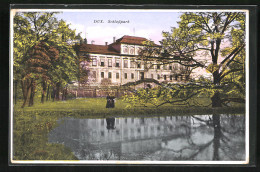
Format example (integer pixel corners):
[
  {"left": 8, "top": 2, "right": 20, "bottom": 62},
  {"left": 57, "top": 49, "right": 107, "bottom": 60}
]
[
  {"left": 41, "top": 80, "right": 47, "bottom": 103},
  {"left": 28, "top": 80, "right": 35, "bottom": 107},
  {"left": 211, "top": 92, "right": 222, "bottom": 107},
  {"left": 64, "top": 87, "right": 68, "bottom": 100},
  {"left": 211, "top": 70, "right": 222, "bottom": 107},
  {"left": 52, "top": 87, "right": 56, "bottom": 102},
  {"left": 62, "top": 88, "right": 65, "bottom": 100},
  {"left": 212, "top": 114, "right": 220, "bottom": 160},
  {"left": 21, "top": 79, "right": 31, "bottom": 108},
  {"left": 55, "top": 82, "right": 60, "bottom": 101},
  {"left": 46, "top": 85, "right": 50, "bottom": 101}
]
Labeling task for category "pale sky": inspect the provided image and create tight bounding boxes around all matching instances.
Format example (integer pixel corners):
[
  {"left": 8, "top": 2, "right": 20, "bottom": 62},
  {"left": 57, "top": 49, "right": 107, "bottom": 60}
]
[{"left": 54, "top": 11, "right": 181, "bottom": 45}]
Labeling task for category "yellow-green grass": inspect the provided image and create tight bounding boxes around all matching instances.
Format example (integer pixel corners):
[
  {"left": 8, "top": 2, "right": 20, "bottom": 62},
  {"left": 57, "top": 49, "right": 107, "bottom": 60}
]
[{"left": 13, "top": 97, "right": 245, "bottom": 118}]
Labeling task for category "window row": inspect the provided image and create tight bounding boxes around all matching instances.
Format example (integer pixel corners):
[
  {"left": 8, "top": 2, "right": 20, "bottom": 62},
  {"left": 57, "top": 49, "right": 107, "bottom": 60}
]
[
  {"left": 97, "top": 72, "right": 186, "bottom": 81},
  {"left": 100, "top": 72, "right": 135, "bottom": 79},
  {"left": 92, "top": 58, "right": 186, "bottom": 70},
  {"left": 123, "top": 46, "right": 140, "bottom": 55}
]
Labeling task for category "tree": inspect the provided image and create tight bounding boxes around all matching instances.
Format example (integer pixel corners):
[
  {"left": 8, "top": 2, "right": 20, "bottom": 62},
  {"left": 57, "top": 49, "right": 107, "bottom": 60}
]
[
  {"left": 13, "top": 12, "right": 78, "bottom": 107},
  {"left": 136, "top": 12, "right": 246, "bottom": 108}
]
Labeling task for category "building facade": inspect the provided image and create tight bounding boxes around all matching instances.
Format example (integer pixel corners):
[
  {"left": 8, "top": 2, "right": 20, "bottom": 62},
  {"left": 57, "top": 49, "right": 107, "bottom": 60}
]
[{"left": 74, "top": 35, "right": 189, "bottom": 87}]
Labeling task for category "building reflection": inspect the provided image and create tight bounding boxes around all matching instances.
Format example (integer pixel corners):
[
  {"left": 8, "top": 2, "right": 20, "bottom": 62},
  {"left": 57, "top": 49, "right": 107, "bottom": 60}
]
[{"left": 48, "top": 114, "right": 245, "bottom": 161}]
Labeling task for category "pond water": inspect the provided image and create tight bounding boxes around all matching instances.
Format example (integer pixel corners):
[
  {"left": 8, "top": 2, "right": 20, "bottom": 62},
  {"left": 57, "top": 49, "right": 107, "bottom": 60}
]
[{"left": 48, "top": 114, "right": 245, "bottom": 161}]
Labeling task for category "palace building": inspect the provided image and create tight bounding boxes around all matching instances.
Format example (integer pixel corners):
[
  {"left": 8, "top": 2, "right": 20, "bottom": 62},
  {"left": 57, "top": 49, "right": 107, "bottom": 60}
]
[{"left": 74, "top": 35, "right": 190, "bottom": 88}]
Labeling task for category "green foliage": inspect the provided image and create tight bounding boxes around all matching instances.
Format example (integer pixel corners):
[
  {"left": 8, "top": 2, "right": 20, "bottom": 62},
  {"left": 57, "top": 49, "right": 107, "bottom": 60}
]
[
  {"left": 13, "top": 12, "right": 79, "bottom": 107},
  {"left": 13, "top": 111, "right": 77, "bottom": 160},
  {"left": 143, "top": 12, "right": 247, "bottom": 107}
]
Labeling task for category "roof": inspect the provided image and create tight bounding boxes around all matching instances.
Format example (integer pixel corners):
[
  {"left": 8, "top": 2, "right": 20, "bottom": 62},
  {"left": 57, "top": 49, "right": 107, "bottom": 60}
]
[
  {"left": 74, "top": 44, "right": 120, "bottom": 55},
  {"left": 115, "top": 35, "right": 148, "bottom": 45},
  {"left": 74, "top": 35, "right": 159, "bottom": 55}
]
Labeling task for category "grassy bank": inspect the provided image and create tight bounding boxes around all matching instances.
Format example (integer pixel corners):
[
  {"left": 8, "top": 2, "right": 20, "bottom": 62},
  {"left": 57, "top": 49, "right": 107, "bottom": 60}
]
[
  {"left": 13, "top": 111, "right": 78, "bottom": 160},
  {"left": 13, "top": 97, "right": 245, "bottom": 117}
]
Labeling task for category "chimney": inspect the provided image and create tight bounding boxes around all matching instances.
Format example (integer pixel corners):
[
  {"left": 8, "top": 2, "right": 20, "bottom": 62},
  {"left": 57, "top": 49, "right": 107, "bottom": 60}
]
[
  {"left": 83, "top": 38, "right": 87, "bottom": 44},
  {"left": 91, "top": 40, "right": 95, "bottom": 44},
  {"left": 113, "top": 37, "right": 116, "bottom": 43},
  {"left": 105, "top": 42, "right": 108, "bottom": 46}
]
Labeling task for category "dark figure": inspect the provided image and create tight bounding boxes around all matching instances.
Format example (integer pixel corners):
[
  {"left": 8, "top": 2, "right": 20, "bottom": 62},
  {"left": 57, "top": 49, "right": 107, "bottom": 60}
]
[
  {"left": 106, "top": 96, "right": 115, "bottom": 108},
  {"left": 106, "top": 118, "right": 116, "bottom": 130}
]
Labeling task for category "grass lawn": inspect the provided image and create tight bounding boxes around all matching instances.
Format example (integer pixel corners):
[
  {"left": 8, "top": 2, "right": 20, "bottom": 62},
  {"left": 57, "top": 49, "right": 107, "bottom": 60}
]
[{"left": 13, "top": 97, "right": 245, "bottom": 118}]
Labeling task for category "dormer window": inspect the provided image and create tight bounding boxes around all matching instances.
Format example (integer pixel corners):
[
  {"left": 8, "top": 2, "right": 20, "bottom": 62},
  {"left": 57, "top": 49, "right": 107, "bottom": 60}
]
[
  {"left": 123, "top": 47, "right": 128, "bottom": 54},
  {"left": 136, "top": 48, "right": 141, "bottom": 55},
  {"left": 130, "top": 48, "right": 134, "bottom": 55}
]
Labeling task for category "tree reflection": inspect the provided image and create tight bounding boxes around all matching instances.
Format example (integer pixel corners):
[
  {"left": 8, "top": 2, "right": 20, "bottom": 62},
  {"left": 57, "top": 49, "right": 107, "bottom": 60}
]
[{"left": 170, "top": 114, "right": 245, "bottom": 160}]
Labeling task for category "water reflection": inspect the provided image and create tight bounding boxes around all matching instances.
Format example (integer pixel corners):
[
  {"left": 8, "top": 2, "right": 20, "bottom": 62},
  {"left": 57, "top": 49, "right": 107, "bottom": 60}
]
[
  {"left": 48, "top": 114, "right": 245, "bottom": 161},
  {"left": 106, "top": 118, "right": 116, "bottom": 130}
]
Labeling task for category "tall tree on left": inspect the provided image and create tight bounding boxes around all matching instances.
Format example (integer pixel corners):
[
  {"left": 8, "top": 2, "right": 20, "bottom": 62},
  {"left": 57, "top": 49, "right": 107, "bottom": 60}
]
[{"left": 13, "top": 12, "right": 78, "bottom": 107}]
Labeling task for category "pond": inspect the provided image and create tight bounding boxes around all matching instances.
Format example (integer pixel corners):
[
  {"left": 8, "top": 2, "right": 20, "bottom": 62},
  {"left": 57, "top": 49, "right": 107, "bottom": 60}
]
[{"left": 48, "top": 114, "right": 245, "bottom": 161}]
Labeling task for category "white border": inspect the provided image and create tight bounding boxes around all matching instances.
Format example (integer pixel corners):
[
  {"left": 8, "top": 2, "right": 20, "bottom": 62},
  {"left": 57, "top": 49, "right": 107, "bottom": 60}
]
[{"left": 9, "top": 9, "right": 250, "bottom": 165}]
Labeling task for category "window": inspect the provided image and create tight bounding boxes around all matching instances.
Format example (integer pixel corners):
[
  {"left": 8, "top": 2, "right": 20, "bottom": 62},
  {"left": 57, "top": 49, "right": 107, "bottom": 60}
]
[
  {"left": 101, "top": 131, "right": 104, "bottom": 136},
  {"left": 170, "top": 75, "right": 173, "bottom": 80},
  {"left": 123, "top": 47, "right": 128, "bottom": 54},
  {"left": 108, "top": 72, "right": 112, "bottom": 79},
  {"left": 164, "top": 75, "right": 167, "bottom": 80},
  {"left": 130, "top": 61, "right": 135, "bottom": 68},
  {"left": 140, "top": 72, "right": 144, "bottom": 80},
  {"left": 169, "top": 65, "right": 172, "bottom": 70},
  {"left": 130, "top": 48, "right": 134, "bottom": 54},
  {"left": 137, "top": 128, "right": 141, "bottom": 133},
  {"left": 157, "top": 65, "right": 160, "bottom": 69},
  {"left": 100, "top": 59, "right": 105, "bottom": 67},
  {"left": 116, "top": 59, "right": 120, "bottom": 67},
  {"left": 125, "top": 73, "right": 127, "bottom": 79},
  {"left": 163, "top": 65, "right": 167, "bottom": 70},
  {"left": 101, "top": 72, "right": 104, "bottom": 78},
  {"left": 108, "top": 59, "right": 112, "bottom": 67},
  {"left": 136, "top": 48, "right": 141, "bottom": 55},
  {"left": 137, "top": 62, "right": 141, "bottom": 68},
  {"left": 124, "top": 60, "right": 128, "bottom": 68},
  {"left": 92, "top": 58, "right": 97, "bottom": 66},
  {"left": 151, "top": 74, "right": 153, "bottom": 79},
  {"left": 125, "top": 118, "right": 127, "bottom": 124},
  {"left": 131, "top": 73, "right": 134, "bottom": 79},
  {"left": 157, "top": 74, "right": 160, "bottom": 80},
  {"left": 116, "top": 73, "right": 119, "bottom": 79}
]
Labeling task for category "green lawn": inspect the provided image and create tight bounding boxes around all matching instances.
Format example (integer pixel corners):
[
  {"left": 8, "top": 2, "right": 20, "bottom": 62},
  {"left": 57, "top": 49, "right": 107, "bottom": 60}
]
[{"left": 13, "top": 97, "right": 245, "bottom": 118}]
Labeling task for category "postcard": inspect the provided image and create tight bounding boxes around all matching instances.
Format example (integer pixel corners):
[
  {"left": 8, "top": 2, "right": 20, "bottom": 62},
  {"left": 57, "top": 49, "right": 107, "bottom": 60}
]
[{"left": 9, "top": 6, "right": 252, "bottom": 165}]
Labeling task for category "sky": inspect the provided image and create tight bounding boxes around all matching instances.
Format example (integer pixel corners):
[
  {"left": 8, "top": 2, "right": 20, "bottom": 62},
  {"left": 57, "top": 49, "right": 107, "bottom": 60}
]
[{"left": 54, "top": 10, "right": 181, "bottom": 45}]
